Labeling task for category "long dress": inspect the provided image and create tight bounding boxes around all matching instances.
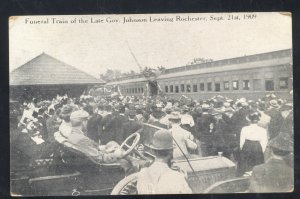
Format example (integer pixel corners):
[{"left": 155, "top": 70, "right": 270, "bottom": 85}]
[
  {"left": 240, "top": 140, "right": 264, "bottom": 174},
  {"left": 238, "top": 124, "right": 268, "bottom": 176}
]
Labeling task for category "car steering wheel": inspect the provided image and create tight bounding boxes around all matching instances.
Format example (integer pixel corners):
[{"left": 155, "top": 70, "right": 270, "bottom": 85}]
[{"left": 120, "top": 132, "right": 140, "bottom": 158}]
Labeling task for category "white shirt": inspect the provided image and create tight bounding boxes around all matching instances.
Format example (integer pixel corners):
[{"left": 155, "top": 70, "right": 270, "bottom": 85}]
[
  {"left": 160, "top": 114, "right": 171, "bottom": 126},
  {"left": 240, "top": 124, "right": 268, "bottom": 152},
  {"left": 59, "top": 121, "right": 72, "bottom": 137},
  {"left": 20, "top": 109, "right": 34, "bottom": 124},
  {"left": 137, "top": 161, "right": 192, "bottom": 194},
  {"left": 171, "top": 124, "right": 197, "bottom": 159},
  {"left": 180, "top": 114, "right": 195, "bottom": 127}
]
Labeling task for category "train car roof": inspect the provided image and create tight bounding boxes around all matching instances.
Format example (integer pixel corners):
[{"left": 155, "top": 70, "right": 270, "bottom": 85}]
[
  {"left": 157, "top": 56, "right": 292, "bottom": 80},
  {"left": 108, "top": 49, "right": 292, "bottom": 85}
]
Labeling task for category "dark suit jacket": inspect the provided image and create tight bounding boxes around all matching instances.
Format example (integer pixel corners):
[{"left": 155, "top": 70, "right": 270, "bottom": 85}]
[
  {"left": 87, "top": 114, "right": 102, "bottom": 143},
  {"left": 230, "top": 107, "right": 250, "bottom": 141},
  {"left": 46, "top": 115, "right": 61, "bottom": 141},
  {"left": 38, "top": 115, "right": 48, "bottom": 140},
  {"left": 280, "top": 110, "right": 293, "bottom": 136},
  {"left": 195, "top": 113, "right": 216, "bottom": 141},
  {"left": 101, "top": 114, "right": 114, "bottom": 144},
  {"left": 114, "top": 114, "right": 129, "bottom": 144},
  {"left": 249, "top": 158, "right": 294, "bottom": 192},
  {"left": 123, "top": 120, "right": 143, "bottom": 142},
  {"left": 266, "top": 109, "right": 284, "bottom": 140}
]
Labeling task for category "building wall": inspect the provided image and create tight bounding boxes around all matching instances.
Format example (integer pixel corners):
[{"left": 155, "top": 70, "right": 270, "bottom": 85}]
[{"left": 10, "top": 84, "right": 90, "bottom": 101}]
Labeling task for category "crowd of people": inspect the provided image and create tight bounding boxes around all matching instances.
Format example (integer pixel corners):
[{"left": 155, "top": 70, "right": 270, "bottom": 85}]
[{"left": 10, "top": 92, "right": 294, "bottom": 192}]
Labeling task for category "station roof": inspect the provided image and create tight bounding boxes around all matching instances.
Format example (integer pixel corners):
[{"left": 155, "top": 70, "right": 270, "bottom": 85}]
[{"left": 10, "top": 53, "right": 104, "bottom": 86}]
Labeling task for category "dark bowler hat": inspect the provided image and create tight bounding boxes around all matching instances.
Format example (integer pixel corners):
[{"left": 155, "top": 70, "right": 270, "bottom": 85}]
[
  {"left": 269, "top": 132, "right": 293, "bottom": 152},
  {"left": 146, "top": 129, "right": 174, "bottom": 150}
]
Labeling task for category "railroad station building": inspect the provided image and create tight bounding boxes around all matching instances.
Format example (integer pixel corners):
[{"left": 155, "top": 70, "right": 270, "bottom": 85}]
[{"left": 10, "top": 53, "right": 104, "bottom": 101}]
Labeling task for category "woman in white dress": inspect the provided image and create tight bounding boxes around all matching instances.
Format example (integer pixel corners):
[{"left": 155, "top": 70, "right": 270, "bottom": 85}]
[{"left": 238, "top": 112, "right": 268, "bottom": 176}]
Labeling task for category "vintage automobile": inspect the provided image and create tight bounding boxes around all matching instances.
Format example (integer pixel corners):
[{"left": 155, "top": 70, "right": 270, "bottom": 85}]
[{"left": 10, "top": 123, "right": 247, "bottom": 196}]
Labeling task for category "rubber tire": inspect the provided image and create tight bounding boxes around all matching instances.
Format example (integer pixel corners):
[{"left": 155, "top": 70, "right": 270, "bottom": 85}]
[{"left": 111, "top": 173, "right": 138, "bottom": 195}]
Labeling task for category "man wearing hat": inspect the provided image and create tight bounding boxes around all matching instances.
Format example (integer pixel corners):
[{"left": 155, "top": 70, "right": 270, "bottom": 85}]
[
  {"left": 180, "top": 105, "right": 195, "bottom": 132},
  {"left": 159, "top": 106, "right": 173, "bottom": 127},
  {"left": 148, "top": 104, "right": 168, "bottom": 129},
  {"left": 66, "top": 110, "right": 123, "bottom": 163},
  {"left": 113, "top": 104, "right": 129, "bottom": 144},
  {"left": 169, "top": 112, "right": 197, "bottom": 159},
  {"left": 249, "top": 132, "right": 293, "bottom": 192},
  {"left": 85, "top": 105, "right": 102, "bottom": 143},
  {"left": 136, "top": 129, "right": 192, "bottom": 194},
  {"left": 280, "top": 103, "right": 293, "bottom": 136},
  {"left": 257, "top": 102, "right": 271, "bottom": 130},
  {"left": 148, "top": 103, "right": 166, "bottom": 124},
  {"left": 122, "top": 110, "right": 143, "bottom": 142},
  {"left": 135, "top": 104, "right": 146, "bottom": 122},
  {"left": 100, "top": 104, "right": 115, "bottom": 144},
  {"left": 195, "top": 104, "right": 216, "bottom": 156},
  {"left": 266, "top": 99, "right": 284, "bottom": 140}
]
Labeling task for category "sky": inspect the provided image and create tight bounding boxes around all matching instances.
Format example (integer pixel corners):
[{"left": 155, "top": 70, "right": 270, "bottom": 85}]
[{"left": 9, "top": 12, "right": 292, "bottom": 78}]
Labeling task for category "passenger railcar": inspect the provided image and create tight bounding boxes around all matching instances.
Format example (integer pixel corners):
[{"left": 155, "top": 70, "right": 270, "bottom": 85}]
[{"left": 107, "top": 49, "right": 293, "bottom": 100}]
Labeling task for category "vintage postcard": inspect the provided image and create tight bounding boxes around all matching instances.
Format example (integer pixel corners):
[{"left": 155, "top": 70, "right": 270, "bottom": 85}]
[{"left": 9, "top": 12, "right": 293, "bottom": 196}]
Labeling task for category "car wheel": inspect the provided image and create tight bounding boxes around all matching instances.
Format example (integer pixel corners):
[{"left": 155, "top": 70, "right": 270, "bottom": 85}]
[{"left": 111, "top": 173, "right": 138, "bottom": 195}]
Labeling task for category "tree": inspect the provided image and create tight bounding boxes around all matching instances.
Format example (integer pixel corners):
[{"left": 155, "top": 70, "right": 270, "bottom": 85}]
[{"left": 100, "top": 69, "right": 122, "bottom": 82}]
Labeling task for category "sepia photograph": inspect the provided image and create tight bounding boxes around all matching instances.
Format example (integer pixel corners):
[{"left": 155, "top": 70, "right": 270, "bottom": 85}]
[{"left": 9, "top": 12, "right": 293, "bottom": 196}]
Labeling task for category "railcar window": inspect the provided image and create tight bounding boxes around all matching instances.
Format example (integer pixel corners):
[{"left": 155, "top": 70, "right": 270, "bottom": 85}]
[
  {"left": 165, "top": 86, "right": 168, "bottom": 93},
  {"left": 279, "top": 77, "right": 289, "bottom": 89},
  {"left": 193, "top": 84, "right": 198, "bottom": 92},
  {"left": 265, "top": 80, "right": 275, "bottom": 91},
  {"left": 207, "top": 82, "right": 212, "bottom": 91},
  {"left": 215, "top": 83, "right": 221, "bottom": 92},
  {"left": 232, "top": 80, "right": 239, "bottom": 90},
  {"left": 141, "top": 88, "right": 144, "bottom": 93},
  {"left": 187, "top": 84, "right": 191, "bottom": 92},
  {"left": 126, "top": 89, "right": 129, "bottom": 93},
  {"left": 200, "top": 83, "right": 205, "bottom": 91},
  {"left": 181, "top": 84, "right": 185, "bottom": 92},
  {"left": 243, "top": 80, "right": 250, "bottom": 90},
  {"left": 224, "top": 81, "right": 230, "bottom": 90},
  {"left": 170, "top": 85, "right": 174, "bottom": 93},
  {"left": 138, "top": 88, "right": 140, "bottom": 93},
  {"left": 175, "top": 85, "right": 179, "bottom": 93}
]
